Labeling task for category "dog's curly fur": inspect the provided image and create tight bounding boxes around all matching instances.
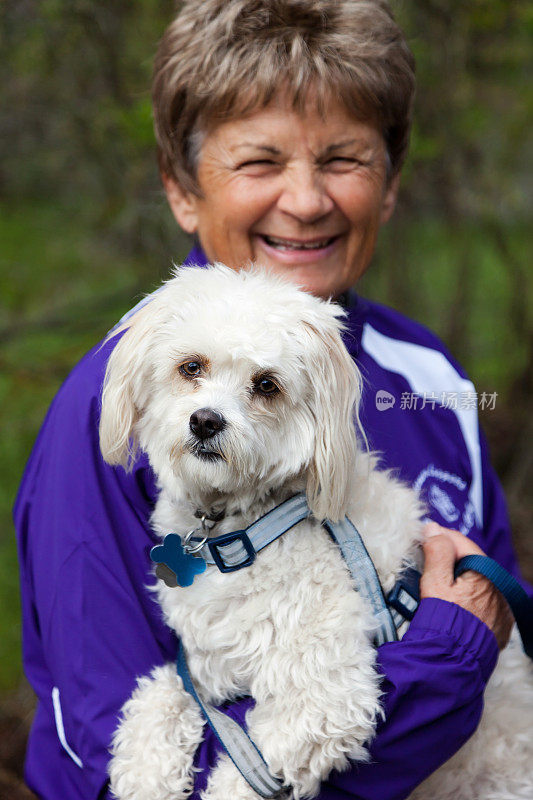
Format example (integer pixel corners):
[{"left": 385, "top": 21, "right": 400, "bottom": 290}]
[{"left": 100, "top": 265, "right": 533, "bottom": 800}]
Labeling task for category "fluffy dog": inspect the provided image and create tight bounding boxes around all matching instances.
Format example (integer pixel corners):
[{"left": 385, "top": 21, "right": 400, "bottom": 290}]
[{"left": 99, "top": 264, "right": 533, "bottom": 800}]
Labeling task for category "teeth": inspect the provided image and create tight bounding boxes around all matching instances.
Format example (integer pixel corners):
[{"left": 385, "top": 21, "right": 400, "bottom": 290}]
[{"left": 264, "top": 235, "right": 333, "bottom": 250}]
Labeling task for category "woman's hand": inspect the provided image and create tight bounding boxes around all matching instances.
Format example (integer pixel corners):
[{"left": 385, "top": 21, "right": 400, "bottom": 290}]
[{"left": 420, "top": 522, "right": 514, "bottom": 649}]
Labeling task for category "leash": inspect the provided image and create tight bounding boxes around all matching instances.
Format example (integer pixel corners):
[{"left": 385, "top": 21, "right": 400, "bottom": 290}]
[
  {"left": 454, "top": 555, "right": 533, "bottom": 659},
  {"left": 152, "top": 495, "right": 533, "bottom": 797}
]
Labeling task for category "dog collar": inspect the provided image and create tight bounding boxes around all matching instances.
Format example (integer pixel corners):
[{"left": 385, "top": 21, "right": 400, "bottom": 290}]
[
  {"left": 150, "top": 495, "right": 399, "bottom": 645},
  {"left": 150, "top": 493, "right": 311, "bottom": 587}
]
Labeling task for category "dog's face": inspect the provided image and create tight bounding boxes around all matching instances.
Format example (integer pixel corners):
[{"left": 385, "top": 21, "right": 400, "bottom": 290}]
[{"left": 99, "top": 265, "right": 361, "bottom": 521}]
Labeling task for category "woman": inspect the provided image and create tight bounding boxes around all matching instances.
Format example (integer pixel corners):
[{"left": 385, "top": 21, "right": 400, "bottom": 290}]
[{"left": 15, "top": 1, "right": 522, "bottom": 798}]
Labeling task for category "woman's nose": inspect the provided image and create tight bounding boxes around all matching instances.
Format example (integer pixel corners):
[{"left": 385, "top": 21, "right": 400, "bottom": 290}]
[{"left": 276, "top": 164, "right": 334, "bottom": 223}]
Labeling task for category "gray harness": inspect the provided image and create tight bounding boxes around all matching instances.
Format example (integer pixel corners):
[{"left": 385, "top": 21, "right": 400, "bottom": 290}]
[{"left": 152, "top": 493, "right": 411, "bottom": 797}]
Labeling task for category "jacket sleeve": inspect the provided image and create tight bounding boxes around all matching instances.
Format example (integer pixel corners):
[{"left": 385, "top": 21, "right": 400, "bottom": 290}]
[{"left": 14, "top": 341, "right": 177, "bottom": 800}]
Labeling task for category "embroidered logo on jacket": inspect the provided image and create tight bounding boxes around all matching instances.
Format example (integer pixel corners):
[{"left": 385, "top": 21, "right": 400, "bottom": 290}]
[{"left": 414, "top": 464, "right": 476, "bottom": 535}]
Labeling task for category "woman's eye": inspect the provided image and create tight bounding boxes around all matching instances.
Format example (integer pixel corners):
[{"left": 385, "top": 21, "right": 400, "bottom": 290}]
[
  {"left": 325, "top": 157, "right": 361, "bottom": 168},
  {"left": 254, "top": 376, "right": 280, "bottom": 396},
  {"left": 179, "top": 361, "right": 202, "bottom": 377},
  {"left": 237, "top": 159, "right": 278, "bottom": 171}
]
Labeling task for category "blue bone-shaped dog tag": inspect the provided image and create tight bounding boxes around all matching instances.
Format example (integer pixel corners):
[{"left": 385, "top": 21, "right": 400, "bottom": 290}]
[{"left": 150, "top": 533, "right": 207, "bottom": 588}]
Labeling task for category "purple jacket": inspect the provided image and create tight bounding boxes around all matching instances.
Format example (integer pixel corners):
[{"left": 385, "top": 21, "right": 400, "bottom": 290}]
[{"left": 15, "top": 245, "right": 528, "bottom": 799}]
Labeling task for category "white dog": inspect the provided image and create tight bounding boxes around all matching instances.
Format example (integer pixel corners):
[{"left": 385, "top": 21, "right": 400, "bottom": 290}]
[{"left": 99, "top": 264, "right": 533, "bottom": 800}]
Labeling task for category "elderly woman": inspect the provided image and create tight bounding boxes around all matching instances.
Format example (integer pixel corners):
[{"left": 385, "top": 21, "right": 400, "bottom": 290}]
[{"left": 15, "top": 1, "right": 523, "bottom": 798}]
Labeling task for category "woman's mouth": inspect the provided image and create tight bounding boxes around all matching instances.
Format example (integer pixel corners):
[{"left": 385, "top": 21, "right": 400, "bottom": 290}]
[
  {"left": 256, "top": 234, "right": 341, "bottom": 263},
  {"left": 261, "top": 234, "right": 337, "bottom": 251}
]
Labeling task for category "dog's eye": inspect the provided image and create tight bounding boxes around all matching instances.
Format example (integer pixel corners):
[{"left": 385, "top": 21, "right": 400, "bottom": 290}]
[
  {"left": 254, "top": 376, "right": 280, "bottom": 396},
  {"left": 179, "top": 361, "right": 202, "bottom": 378}
]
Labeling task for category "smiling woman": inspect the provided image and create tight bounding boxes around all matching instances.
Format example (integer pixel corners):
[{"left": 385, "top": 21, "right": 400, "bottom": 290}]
[{"left": 163, "top": 98, "right": 398, "bottom": 298}]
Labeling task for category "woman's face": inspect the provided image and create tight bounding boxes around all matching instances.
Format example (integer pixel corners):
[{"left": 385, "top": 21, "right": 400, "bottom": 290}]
[{"left": 165, "top": 94, "right": 400, "bottom": 299}]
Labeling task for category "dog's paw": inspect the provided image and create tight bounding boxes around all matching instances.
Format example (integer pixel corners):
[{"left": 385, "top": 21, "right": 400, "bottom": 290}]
[
  {"left": 245, "top": 677, "right": 377, "bottom": 798},
  {"left": 109, "top": 663, "right": 204, "bottom": 800}
]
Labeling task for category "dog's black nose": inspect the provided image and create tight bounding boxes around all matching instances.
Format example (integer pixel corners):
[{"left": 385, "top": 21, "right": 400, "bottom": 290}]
[{"left": 189, "top": 408, "right": 226, "bottom": 440}]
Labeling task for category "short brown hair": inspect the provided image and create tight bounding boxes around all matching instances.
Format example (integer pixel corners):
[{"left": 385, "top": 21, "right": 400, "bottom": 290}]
[{"left": 152, "top": 0, "right": 415, "bottom": 193}]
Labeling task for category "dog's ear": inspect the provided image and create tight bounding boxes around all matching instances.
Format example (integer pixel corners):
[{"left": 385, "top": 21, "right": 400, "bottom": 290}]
[
  {"left": 99, "top": 300, "right": 164, "bottom": 469},
  {"left": 304, "top": 320, "right": 363, "bottom": 523}
]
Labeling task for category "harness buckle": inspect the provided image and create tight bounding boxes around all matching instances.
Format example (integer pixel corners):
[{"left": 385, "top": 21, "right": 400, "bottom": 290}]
[
  {"left": 208, "top": 531, "right": 256, "bottom": 573},
  {"left": 387, "top": 567, "right": 421, "bottom": 621}
]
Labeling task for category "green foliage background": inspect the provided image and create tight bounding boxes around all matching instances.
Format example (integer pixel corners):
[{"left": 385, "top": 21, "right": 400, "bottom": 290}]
[{"left": 0, "top": 2, "right": 531, "bottom": 779}]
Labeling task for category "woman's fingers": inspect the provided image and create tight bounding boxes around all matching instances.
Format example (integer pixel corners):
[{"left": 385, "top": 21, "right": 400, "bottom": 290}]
[
  {"left": 420, "top": 531, "right": 456, "bottom": 590},
  {"left": 420, "top": 523, "right": 514, "bottom": 649}
]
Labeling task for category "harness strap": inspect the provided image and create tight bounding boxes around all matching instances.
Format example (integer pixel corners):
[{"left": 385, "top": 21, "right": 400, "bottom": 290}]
[
  {"left": 196, "top": 494, "right": 311, "bottom": 571},
  {"left": 323, "top": 517, "right": 398, "bottom": 646},
  {"left": 176, "top": 642, "right": 288, "bottom": 798}
]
